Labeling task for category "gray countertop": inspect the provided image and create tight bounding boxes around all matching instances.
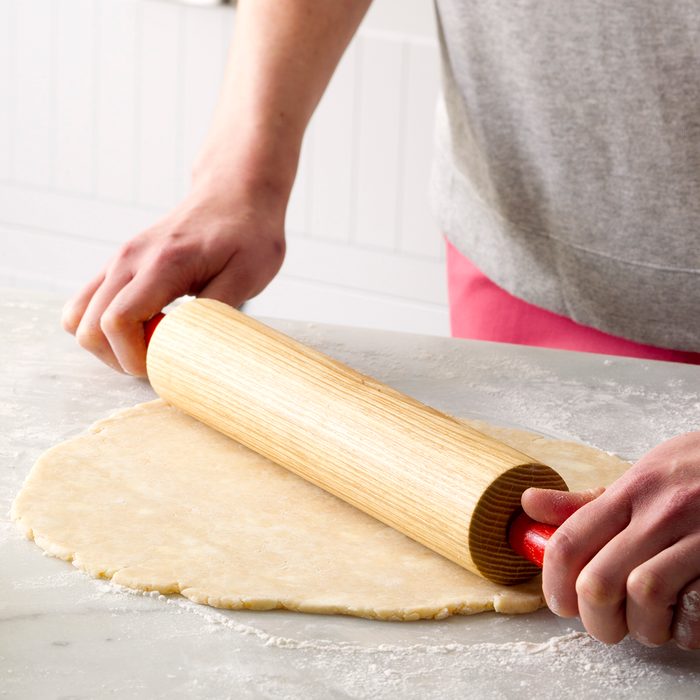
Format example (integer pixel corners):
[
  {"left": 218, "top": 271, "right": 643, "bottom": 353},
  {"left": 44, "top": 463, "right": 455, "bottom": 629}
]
[{"left": 1, "top": 290, "right": 699, "bottom": 699}]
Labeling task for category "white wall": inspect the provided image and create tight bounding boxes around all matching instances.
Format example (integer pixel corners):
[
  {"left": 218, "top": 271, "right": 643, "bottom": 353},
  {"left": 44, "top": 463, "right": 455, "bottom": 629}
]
[{"left": 0, "top": 0, "right": 448, "bottom": 335}]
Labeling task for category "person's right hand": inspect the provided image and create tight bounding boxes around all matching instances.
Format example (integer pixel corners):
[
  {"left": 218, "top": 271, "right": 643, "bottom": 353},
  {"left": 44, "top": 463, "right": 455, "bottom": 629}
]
[{"left": 61, "top": 184, "right": 286, "bottom": 377}]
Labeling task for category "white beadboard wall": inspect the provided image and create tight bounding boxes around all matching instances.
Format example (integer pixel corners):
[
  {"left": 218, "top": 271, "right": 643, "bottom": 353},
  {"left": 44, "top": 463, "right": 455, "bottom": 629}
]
[{"left": 0, "top": 0, "right": 448, "bottom": 335}]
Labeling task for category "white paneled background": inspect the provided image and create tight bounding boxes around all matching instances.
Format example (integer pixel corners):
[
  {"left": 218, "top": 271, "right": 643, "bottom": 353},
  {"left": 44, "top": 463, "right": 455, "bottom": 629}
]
[{"left": 0, "top": 0, "right": 448, "bottom": 335}]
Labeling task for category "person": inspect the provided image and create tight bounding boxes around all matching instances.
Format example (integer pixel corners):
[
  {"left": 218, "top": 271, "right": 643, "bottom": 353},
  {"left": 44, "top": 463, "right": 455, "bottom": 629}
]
[{"left": 61, "top": 1, "right": 699, "bottom": 649}]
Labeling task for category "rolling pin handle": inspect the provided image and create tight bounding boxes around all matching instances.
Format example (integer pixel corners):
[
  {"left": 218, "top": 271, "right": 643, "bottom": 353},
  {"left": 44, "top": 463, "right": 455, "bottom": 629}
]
[
  {"left": 508, "top": 511, "right": 557, "bottom": 568},
  {"left": 144, "top": 312, "right": 165, "bottom": 348}
]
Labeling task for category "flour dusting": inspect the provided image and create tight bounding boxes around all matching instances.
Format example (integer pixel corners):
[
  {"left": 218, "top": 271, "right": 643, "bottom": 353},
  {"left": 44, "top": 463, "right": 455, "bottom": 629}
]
[
  {"left": 5, "top": 295, "right": 700, "bottom": 700},
  {"left": 78, "top": 578, "right": 698, "bottom": 700}
]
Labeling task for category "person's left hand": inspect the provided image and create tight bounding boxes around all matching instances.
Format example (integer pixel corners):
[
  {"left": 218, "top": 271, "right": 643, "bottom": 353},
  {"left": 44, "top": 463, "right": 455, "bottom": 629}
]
[{"left": 522, "top": 431, "right": 700, "bottom": 650}]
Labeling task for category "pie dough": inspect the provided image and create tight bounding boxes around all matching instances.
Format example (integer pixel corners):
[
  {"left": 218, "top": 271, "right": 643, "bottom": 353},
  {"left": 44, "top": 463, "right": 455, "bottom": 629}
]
[{"left": 12, "top": 400, "right": 630, "bottom": 620}]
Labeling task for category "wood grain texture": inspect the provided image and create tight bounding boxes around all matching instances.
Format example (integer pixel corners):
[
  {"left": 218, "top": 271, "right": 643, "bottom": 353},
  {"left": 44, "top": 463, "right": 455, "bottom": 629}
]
[{"left": 147, "top": 299, "right": 568, "bottom": 585}]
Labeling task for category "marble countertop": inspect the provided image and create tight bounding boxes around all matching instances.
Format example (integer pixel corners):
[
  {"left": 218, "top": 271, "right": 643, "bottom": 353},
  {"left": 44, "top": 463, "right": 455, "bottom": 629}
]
[{"left": 1, "top": 290, "right": 699, "bottom": 699}]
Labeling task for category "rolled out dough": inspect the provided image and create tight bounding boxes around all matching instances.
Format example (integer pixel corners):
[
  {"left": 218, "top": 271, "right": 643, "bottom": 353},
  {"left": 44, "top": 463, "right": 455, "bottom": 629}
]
[{"left": 12, "top": 400, "right": 630, "bottom": 621}]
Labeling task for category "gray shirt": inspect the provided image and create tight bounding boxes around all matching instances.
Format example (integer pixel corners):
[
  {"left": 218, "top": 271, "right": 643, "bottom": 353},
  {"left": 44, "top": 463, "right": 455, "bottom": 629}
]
[{"left": 431, "top": 0, "right": 700, "bottom": 351}]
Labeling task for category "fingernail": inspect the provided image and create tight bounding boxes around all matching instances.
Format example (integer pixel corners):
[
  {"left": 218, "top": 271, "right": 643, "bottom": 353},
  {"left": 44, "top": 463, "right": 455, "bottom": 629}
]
[
  {"left": 637, "top": 635, "right": 661, "bottom": 648},
  {"left": 548, "top": 594, "right": 562, "bottom": 616},
  {"left": 680, "top": 591, "right": 700, "bottom": 619}
]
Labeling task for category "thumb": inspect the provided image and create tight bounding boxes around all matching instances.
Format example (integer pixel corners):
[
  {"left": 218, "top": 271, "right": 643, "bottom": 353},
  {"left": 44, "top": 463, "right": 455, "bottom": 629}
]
[{"left": 521, "top": 486, "right": 605, "bottom": 526}]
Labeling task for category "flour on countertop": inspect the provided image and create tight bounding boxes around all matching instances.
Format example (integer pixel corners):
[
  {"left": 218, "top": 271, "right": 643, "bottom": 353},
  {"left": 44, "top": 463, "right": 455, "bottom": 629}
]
[
  {"left": 4, "top": 295, "right": 700, "bottom": 700},
  {"left": 77, "top": 577, "right": 698, "bottom": 700}
]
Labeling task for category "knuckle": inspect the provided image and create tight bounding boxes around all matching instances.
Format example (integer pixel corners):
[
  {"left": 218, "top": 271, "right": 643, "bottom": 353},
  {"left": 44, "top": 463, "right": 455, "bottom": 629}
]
[
  {"left": 117, "top": 239, "right": 139, "bottom": 260},
  {"left": 545, "top": 528, "right": 577, "bottom": 567},
  {"left": 576, "top": 569, "right": 618, "bottom": 607},
  {"left": 100, "top": 308, "right": 128, "bottom": 335},
  {"left": 110, "top": 241, "right": 140, "bottom": 273},
  {"left": 75, "top": 323, "right": 103, "bottom": 350},
  {"left": 617, "top": 465, "right": 657, "bottom": 502},
  {"left": 259, "top": 235, "right": 286, "bottom": 276},
  {"left": 648, "top": 486, "right": 700, "bottom": 532},
  {"left": 627, "top": 567, "right": 670, "bottom": 607},
  {"left": 666, "top": 486, "right": 700, "bottom": 518},
  {"left": 153, "top": 240, "right": 189, "bottom": 268},
  {"left": 167, "top": 229, "right": 187, "bottom": 243},
  {"left": 269, "top": 235, "right": 286, "bottom": 263}
]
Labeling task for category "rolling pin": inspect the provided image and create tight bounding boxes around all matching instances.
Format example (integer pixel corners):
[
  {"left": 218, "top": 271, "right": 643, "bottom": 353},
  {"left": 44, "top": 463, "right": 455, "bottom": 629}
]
[{"left": 144, "top": 299, "right": 566, "bottom": 585}]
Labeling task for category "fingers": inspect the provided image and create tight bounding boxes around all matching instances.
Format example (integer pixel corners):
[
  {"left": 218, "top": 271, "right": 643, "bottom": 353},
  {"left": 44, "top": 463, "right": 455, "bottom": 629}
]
[
  {"left": 534, "top": 433, "right": 700, "bottom": 649},
  {"left": 63, "top": 243, "right": 240, "bottom": 376},
  {"left": 626, "top": 534, "right": 700, "bottom": 648},
  {"left": 542, "top": 488, "right": 631, "bottom": 618},
  {"left": 61, "top": 272, "right": 105, "bottom": 334},
  {"left": 63, "top": 223, "right": 282, "bottom": 374},
  {"left": 522, "top": 487, "right": 605, "bottom": 526},
  {"left": 100, "top": 268, "right": 189, "bottom": 376},
  {"left": 575, "top": 519, "right": 681, "bottom": 644},
  {"left": 75, "top": 270, "right": 133, "bottom": 372},
  {"left": 63, "top": 235, "right": 195, "bottom": 375},
  {"left": 543, "top": 485, "right": 700, "bottom": 649}
]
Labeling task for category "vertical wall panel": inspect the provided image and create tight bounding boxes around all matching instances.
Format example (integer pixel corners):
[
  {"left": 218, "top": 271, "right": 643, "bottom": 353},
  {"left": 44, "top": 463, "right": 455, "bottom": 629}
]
[
  {"left": 221, "top": 7, "right": 235, "bottom": 51},
  {"left": 95, "top": 0, "right": 138, "bottom": 202},
  {"left": 0, "top": 226, "right": 114, "bottom": 293},
  {"left": 178, "top": 5, "right": 228, "bottom": 197},
  {"left": 354, "top": 35, "right": 403, "bottom": 250},
  {"left": 1, "top": 0, "right": 446, "bottom": 335},
  {"left": 137, "top": 1, "right": 181, "bottom": 208},
  {"left": 245, "top": 274, "right": 448, "bottom": 336},
  {"left": 0, "top": 0, "right": 13, "bottom": 179},
  {"left": 398, "top": 41, "right": 442, "bottom": 259},
  {"left": 13, "top": 0, "right": 53, "bottom": 186},
  {"left": 54, "top": 0, "right": 96, "bottom": 195},
  {"left": 308, "top": 43, "right": 358, "bottom": 242}
]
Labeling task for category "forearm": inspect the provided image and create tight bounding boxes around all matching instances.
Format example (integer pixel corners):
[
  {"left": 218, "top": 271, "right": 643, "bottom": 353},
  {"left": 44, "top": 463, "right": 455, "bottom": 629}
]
[
  {"left": 64, "top": 1, "right": 371, "bottom": 373},
  {"left": 194, "top": 0, "right": 372, "bottom": 204}
]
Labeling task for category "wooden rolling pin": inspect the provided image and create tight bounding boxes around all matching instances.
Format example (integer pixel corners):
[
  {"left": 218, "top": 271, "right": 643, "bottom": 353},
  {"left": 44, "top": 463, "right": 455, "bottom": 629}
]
[{"left": 144, "top": 299, "right": 567, "bottom": 585}]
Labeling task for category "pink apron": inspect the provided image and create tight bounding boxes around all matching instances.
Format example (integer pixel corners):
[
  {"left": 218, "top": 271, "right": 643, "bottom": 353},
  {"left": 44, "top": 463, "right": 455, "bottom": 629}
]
[{"left": 446, "top": 240, "right": 700, "bottom": 364}]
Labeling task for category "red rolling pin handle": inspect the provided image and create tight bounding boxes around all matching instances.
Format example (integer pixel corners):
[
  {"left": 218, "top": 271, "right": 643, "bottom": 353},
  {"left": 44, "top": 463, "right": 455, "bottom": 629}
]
[
  {"left": 144, "top": 311, "right": 556, "bottom": 571},
  {"left": 508, "top": 511, "right": 557, "bottom": 568},
  {"left": 144, "top": 312, "right": 165, "bottom": 347}
]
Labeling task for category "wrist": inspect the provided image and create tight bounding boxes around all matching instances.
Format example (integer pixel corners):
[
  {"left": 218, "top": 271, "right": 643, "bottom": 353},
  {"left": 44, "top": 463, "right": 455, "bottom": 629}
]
[{"left": 192, "top": 119, "right": 301, "bottom": 210}]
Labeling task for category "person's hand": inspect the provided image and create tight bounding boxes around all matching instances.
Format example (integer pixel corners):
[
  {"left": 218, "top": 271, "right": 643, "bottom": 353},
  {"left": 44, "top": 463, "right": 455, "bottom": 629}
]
[
  {"left": 522, "top": 431, "right": 700, "bottom": 650},
  {"left": 61, "top": 184, "right": 286, "bottom": 376}
]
